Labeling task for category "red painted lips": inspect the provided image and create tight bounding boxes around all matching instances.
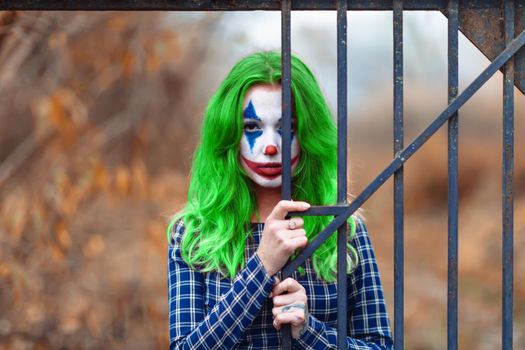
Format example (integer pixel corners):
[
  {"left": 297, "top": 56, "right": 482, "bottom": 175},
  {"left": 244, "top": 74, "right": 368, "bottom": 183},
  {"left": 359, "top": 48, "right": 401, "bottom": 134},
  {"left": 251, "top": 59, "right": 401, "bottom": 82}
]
[{"left": 242, "top": 155, "right": 299, "bottom": 179}]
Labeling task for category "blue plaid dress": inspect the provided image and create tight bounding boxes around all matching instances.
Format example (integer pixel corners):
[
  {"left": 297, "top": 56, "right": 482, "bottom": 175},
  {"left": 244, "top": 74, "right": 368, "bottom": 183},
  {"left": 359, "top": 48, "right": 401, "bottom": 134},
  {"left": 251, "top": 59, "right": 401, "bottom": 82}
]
[{"left": 168, "top": 218, "right": 393, "bottom": 349}]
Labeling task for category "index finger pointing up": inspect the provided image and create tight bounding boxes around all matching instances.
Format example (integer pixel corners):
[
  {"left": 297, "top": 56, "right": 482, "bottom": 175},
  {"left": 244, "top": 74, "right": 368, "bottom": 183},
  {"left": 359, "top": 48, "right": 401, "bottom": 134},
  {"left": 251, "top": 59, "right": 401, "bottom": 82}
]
[{"left": 268, "top": 200, "right": 310, "bottom": 220}]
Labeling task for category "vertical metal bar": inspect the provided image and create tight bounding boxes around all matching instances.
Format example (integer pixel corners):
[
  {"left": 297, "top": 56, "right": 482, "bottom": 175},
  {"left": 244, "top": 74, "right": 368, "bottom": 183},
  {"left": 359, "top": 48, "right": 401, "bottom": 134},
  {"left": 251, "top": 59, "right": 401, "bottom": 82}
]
[
  {"left": 336, "top": 0, "right": 348, "bottom": 348},
  {"left": 393, "top": 1, "right": 404, "bottom": 349},
  {"left": 280, "top": 0, "right": 292, "bottom": 348},
  {"left": 447, "top": 1, "right": 459, "bottom": 350},
  {"left": 517, "top": 1, "right": 525, "bottom": 93},
  {"left": 502, "top": 1, "right": 515, "bottom": 349},
  {"left": 281, "top": 0, "right": 292, "bottom": 202}
]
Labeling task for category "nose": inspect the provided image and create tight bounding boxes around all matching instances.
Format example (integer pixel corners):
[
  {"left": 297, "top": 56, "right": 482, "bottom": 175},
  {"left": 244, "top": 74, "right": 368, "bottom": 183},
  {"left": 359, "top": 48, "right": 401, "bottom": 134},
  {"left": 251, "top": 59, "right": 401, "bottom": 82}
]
[{"left": 264, "top": 145, "right": 278, "bottom": 156}]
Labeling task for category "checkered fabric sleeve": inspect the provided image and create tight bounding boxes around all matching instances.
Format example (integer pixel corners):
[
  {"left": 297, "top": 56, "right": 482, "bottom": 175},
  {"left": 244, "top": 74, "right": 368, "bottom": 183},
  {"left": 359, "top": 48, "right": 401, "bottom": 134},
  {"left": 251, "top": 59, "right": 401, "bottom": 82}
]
[
  {"left": 168, "top": 220, "right": 276, "bottom": 350},
  {"left": 294, "top": 217, "right": 393, "bottom": 350}
]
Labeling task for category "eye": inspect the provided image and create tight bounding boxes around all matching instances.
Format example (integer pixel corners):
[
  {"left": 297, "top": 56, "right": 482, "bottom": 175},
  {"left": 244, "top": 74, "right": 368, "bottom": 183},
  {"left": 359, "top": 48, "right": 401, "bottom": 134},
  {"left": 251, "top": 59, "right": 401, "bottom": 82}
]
[{"left": 244, "top": 122, "right": 260, "bottom": 132}]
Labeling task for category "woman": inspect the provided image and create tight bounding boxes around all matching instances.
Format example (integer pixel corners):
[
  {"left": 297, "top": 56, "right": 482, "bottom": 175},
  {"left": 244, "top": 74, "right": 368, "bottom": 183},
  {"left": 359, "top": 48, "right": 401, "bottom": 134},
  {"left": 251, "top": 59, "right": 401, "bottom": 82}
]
[{"left": 167, "top": 51, "right": 393, "bottom": 349}]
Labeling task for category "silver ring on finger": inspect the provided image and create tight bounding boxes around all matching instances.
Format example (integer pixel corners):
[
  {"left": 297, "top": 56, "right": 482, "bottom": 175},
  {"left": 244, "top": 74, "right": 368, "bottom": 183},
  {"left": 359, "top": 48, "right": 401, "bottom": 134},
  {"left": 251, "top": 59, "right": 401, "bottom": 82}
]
[{"left": 288, "top": 220, "right": 297, "bottom": 230}]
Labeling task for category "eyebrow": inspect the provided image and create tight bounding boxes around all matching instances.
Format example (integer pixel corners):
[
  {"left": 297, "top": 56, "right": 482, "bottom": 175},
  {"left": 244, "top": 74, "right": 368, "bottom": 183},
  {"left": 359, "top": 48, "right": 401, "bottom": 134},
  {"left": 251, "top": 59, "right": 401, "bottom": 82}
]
[{"left": 243, "top": 100, "right": 261, "bottom": 121}]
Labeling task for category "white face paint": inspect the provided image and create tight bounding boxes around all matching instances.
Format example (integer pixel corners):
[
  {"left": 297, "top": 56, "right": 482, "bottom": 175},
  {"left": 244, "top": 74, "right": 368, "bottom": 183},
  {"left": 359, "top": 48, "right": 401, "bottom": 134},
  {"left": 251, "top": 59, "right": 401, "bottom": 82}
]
[{"left": 239, "top": 84, "right": 300, "bottom": 188}]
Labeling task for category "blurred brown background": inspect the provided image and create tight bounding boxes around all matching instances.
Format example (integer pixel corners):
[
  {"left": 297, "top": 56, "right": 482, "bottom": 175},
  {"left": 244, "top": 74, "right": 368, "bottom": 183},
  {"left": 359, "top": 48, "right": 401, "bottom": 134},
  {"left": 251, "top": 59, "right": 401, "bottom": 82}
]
[{"left": 0, "top": 10, "right": 523, "bottom": 350}]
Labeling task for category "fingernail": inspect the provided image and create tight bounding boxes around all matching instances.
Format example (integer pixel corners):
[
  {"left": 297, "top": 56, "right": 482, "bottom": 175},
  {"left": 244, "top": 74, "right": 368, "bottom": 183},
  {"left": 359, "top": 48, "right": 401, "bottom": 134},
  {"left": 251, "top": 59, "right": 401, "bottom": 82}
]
[{"left": 302, "top": 203, "right": 310, "bottom": 208}]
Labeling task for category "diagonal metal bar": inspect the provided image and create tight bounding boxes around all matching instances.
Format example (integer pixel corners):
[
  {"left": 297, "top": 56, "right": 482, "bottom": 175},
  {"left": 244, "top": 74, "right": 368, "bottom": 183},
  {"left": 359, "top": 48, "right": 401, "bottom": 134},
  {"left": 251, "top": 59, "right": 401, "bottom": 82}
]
[{"left": 284, "top": 28, "right": 525, "bottom": 276}]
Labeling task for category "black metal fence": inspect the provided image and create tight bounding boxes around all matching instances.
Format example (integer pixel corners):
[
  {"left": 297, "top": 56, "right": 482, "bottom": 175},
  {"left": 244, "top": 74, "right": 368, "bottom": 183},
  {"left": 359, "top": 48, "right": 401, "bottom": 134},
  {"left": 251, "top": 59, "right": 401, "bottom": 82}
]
[{"left": 3, "top": 1, "right": 523, "bottom": 349}]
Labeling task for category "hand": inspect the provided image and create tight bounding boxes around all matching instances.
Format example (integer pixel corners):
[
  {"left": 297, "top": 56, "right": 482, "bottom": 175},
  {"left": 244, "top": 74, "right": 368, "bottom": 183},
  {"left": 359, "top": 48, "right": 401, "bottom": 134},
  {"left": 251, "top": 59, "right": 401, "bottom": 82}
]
[
  {"left": 271, "top": 277, "right": 308, "bottom": 339},
  {"left": 256, "top": 200, "right": 310, "bottom": 276}
]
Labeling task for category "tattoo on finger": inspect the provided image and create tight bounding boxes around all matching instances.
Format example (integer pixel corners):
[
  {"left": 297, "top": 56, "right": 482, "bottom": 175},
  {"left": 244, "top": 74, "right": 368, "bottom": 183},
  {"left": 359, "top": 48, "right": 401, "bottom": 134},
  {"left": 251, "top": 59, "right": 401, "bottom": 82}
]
[{"left": 281, "top": 303, "right": 305, "bottom": 313}]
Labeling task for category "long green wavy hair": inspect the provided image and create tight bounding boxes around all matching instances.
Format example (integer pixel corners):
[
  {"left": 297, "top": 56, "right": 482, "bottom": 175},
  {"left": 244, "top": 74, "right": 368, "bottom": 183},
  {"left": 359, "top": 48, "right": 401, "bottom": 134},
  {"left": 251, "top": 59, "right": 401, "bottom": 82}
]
[{"left": 168, "top": 51, "right": 358, "bottom": 282}]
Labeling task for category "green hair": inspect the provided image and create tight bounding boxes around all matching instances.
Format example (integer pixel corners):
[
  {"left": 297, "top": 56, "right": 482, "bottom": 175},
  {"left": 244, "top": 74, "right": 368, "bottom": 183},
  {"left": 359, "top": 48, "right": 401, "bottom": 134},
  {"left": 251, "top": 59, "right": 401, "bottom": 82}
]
[{"left": 168, "top": 51, "right": 358, "bottom": 282}]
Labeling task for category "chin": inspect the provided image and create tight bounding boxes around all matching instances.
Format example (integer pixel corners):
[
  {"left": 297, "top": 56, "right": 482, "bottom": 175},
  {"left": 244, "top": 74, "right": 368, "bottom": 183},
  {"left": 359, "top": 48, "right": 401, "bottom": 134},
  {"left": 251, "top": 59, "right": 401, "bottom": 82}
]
[{"left": 251, "top": 175, "right": 282, "bottom": 188}]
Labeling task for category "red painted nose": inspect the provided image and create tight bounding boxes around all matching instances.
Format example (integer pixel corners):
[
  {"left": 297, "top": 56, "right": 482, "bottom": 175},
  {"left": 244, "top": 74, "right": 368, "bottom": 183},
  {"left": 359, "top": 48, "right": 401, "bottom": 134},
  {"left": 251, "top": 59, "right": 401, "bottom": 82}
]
[{"left": 264, "top": 145, "right": 278, "bottom": 156}]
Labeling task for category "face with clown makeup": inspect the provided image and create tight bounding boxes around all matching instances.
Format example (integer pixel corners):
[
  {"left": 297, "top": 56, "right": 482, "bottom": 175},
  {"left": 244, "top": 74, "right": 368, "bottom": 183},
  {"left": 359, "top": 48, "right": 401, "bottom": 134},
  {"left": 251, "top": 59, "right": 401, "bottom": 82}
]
[{"left": 239, "top": 84, "right": 300, "bottom": 188}]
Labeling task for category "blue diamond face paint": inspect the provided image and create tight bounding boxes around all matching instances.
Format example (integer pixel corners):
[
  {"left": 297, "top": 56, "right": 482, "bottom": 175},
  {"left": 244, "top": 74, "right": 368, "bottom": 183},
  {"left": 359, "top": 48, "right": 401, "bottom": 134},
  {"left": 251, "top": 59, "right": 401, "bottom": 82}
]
[
  {"left": 239, "top": 84, "right": 300, "bottom": 188},
  {"left": 243, "top": 100, "right": 261, "bottom": 121},
  {"left": 244, "top": 127, "right": 263, "bottom": 154},
  {"left": 243, "top": 100, "right": 263, "bottom": 153}
]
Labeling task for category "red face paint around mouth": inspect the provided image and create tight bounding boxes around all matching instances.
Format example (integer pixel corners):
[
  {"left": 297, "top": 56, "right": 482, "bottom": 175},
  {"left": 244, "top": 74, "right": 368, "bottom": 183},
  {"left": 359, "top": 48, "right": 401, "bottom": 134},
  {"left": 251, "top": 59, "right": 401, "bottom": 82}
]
[{"left": 242, "top": 155, "right": 299, "bottom": 179}]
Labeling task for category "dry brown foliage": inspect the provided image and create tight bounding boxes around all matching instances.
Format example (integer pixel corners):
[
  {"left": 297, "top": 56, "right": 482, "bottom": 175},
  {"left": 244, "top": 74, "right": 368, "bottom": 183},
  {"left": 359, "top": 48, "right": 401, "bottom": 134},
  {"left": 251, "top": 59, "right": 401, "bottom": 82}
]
[{"left": 0, "top": 11, "right": 218, "bottom": 349}]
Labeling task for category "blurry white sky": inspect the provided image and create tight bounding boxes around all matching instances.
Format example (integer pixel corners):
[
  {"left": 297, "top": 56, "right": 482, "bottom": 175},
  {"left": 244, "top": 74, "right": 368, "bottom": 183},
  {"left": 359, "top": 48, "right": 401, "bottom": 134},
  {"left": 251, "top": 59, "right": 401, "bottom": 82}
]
[{"left": 183, "top": 10, "right": 494, "bottom": 114}]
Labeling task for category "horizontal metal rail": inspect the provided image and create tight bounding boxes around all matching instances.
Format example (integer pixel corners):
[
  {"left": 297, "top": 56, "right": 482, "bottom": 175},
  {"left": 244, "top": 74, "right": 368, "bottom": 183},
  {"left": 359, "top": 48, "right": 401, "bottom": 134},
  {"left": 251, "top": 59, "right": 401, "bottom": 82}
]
[
  {"left": 0, "top": 0, "right": 509, "bottom": 11},
  {"left": 296, "top": 205, "right": 348, "bottom": 216}
]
